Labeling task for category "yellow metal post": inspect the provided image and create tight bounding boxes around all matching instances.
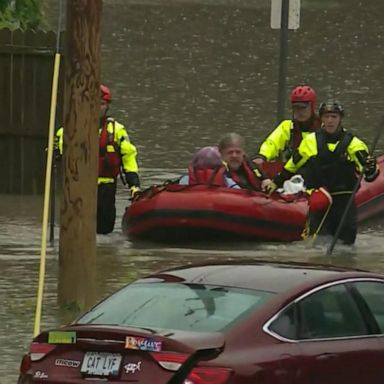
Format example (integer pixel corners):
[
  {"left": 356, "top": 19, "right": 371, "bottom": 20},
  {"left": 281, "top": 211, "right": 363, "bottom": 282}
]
[{"left": 34, "top": 52, "right": 61, "bottom": 337}]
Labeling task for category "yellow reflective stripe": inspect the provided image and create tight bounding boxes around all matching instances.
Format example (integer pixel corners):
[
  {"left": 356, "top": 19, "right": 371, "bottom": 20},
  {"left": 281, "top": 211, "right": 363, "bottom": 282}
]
[
  {"left": 56, "top": 127, "right": 64, "bottom": 154},
  {"left": 98, "top": 177, "right": 115, "bottom": 184},
  {"left": 330, "top": 190, "right": 353, "bottom": 196}
]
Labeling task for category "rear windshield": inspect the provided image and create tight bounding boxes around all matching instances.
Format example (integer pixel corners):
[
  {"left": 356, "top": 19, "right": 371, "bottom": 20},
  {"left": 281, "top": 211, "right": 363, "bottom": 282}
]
[{"left": 77, "top": 282, "right": 274, "bottom": 332}]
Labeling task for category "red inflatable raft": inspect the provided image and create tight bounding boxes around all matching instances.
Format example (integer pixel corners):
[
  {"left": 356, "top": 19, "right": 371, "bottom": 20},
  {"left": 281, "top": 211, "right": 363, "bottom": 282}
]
[{"left": 122, "top": 156, "right": 384, "bottom": 243}]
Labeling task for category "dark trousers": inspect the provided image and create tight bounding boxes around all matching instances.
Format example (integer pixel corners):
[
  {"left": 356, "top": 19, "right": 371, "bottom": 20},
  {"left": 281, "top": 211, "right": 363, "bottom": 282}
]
[
  {"left": 309, "top": 194, "right": 357, "bottom": 245},
  {"left": 97, "top": 182, "right": 117, "bottom": 234}
]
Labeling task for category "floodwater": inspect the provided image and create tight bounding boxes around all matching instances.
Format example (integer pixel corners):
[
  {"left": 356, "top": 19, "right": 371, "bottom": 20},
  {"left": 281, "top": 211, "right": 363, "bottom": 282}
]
[
  {"left": 2, "top": 182, "right": 384, "bottom": 382},
  {"left": 2, "top": 0, "right": 384, "bottom": 382}
]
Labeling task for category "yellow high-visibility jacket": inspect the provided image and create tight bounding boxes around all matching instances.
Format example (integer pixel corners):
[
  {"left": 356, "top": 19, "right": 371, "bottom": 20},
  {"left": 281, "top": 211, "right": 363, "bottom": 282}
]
[
  {"left": 55, "top": 118, "right": 138, "bottom": 185},
  {"left": 259, "top": 120, "right": 315, "bottom": 161}
]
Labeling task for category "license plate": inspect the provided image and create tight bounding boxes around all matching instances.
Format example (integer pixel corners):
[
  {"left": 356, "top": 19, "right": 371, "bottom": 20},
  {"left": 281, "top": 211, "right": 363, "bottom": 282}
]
[{"left": 81, "top": 352, "right": 122, "bottom": 376}]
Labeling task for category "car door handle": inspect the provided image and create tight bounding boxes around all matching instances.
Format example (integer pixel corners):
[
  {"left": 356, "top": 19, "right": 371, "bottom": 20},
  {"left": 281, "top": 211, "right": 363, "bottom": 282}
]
[{"left": 316, "top": 353, "right": 338, "bottom": 361}]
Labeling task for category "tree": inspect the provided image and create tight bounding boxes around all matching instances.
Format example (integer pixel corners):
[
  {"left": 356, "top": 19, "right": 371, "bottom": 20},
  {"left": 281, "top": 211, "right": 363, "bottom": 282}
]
[
  {"left": 0, "top": 0, "right": 45, "bottom": 30},
  {"left": 58, "top": 0, "right": 102, "bottom": 318}
]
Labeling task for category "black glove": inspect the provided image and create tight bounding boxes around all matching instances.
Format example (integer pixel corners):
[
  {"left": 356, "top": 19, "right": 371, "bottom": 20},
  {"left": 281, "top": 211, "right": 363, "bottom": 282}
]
[
  {"left": 365, "top": 156, "right": 379, "bottom": 181},
  {"left": 365, "top": 155, "right": 376, "bottom": 172},
  {"left": 273, "top": 169, "right": 294, "bottom": 189}
]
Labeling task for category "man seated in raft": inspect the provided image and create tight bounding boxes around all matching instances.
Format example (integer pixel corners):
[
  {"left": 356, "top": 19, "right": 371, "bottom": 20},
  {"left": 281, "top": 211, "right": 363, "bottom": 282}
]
[{"left": 218, "top": 133, "right": 270, "bottom": 191}]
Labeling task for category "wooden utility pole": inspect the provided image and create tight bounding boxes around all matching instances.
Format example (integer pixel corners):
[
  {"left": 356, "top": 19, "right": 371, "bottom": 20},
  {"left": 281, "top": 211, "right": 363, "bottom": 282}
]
[{"left": 58, "top": 0, "right": 102, "bottom": 316}]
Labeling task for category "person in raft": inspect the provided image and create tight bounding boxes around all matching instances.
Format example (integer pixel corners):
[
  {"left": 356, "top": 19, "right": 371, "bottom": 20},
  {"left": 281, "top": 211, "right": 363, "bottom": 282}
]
[
  {"left": 178, "top": 146, "right": 238, "bottom": 187},
  {"left": 218, "top": 133, "right": 270, "bottom": 190},
  {"left": 180, "top": 133, "right": 269, "bottom": 190}
]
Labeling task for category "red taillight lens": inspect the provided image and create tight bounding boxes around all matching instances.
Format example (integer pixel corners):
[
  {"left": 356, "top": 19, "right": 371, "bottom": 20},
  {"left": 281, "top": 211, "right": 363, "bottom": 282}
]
[
  {"left": 151, "top": 352, "right": 231, "bottom": 384},
  {"left": 186, "top": 367, "right": 232, "bottom": 384},
  {"left": 29, "top": 342, "right": 56, "bottom": 361}
]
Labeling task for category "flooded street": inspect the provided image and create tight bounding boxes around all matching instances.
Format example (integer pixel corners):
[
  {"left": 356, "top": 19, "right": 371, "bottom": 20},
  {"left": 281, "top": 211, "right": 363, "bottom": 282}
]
[
  {"left": 1, "top": 177, "right": 384, "bottom": 382},
  {"left": 2, "top": 0, "right": 384, "bottom": 381}
]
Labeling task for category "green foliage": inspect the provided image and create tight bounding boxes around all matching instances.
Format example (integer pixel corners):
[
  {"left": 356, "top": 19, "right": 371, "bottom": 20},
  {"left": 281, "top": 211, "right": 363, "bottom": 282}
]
[{"left": 0, "top": 0, "right": 46, "bottom": 30}]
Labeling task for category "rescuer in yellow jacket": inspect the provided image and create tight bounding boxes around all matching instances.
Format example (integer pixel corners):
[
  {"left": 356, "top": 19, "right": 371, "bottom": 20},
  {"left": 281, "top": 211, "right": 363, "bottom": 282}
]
[
  {"left": 253, "top": 85, "right": 321, "bottom": 165},
  {"left": 265, "top": 100, "right": 379, "bottom": 244},
  {"left": 55, "top": 84, "right": 140, "bottom": 234}
]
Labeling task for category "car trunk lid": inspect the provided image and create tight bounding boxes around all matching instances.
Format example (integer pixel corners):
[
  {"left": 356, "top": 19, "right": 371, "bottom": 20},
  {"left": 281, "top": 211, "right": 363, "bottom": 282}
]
[{"left": 27, "top": 325, "right": 227, "bottom": 383}]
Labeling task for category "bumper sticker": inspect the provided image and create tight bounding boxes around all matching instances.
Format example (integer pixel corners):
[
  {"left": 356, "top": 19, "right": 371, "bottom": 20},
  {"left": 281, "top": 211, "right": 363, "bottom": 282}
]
[
  {"left": 124, "top": 361, "right": 142, "bottom": 374},
  {"left": 55, "top": 358, "right": 80, "bottom": 368},
  {"left": 48, "top": 331, "right": 76, "bottom": 344},
  {"left": 125, "top": 336, "right": 162, "bottom": 352},
  {"left": 33, "top": 371, "right": 48, "bottom": 379}
]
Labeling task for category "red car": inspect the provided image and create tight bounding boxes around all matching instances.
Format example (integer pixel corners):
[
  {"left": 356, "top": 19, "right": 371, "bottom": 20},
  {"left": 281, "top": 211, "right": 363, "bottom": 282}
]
[{"left": 18, "top": 260, "right": 384, "bottom": 383}]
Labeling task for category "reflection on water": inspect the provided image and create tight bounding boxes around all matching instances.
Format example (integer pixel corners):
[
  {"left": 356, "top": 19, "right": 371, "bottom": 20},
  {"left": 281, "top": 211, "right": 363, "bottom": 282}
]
[{"left": 3, "top": 0, "right": 384, "bottom": 382}]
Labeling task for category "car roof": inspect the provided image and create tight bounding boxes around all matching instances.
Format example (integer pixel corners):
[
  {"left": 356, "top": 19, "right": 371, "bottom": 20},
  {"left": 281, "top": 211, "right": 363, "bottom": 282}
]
[{"left": 144, "top": 260, "right": 379, "bottom": 293}]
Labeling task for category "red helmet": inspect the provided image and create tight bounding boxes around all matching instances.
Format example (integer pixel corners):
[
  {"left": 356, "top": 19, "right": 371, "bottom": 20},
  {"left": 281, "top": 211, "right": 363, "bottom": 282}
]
[
  {"left": 290, "top": 85, "right": 316, "bottom": 111},
  {"left": 100, "top": 84, "right": 112, "bottom": 103}
]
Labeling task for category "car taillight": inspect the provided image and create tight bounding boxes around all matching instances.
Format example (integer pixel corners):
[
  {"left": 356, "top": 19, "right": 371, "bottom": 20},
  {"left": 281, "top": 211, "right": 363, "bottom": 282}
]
[
  {"left": 19, "top": 354, "right": 32, "bottom": 374},
  {"left": 29, "top": 342, "right": 57, "bottom": 361},
  {"left": 151, "top": 352, "right": 232, "bottom": 384},
  {"left": 151, "top": 352, "right": 189, "bottom": 371},
  {"left": 185, "top": 367, "right": 232, "bottom": 384},
  {"left": 19, "top": 343, "right": 58, "bottom": 376}
]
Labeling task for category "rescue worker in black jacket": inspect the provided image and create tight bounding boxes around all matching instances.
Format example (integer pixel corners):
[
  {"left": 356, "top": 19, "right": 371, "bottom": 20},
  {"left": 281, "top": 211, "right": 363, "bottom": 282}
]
[
  {"left": 265, "top": 100, "right": 379, "bottom": 244},
  {"left": 56, "top": 84, "right": 140, "bottom": 234}
]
